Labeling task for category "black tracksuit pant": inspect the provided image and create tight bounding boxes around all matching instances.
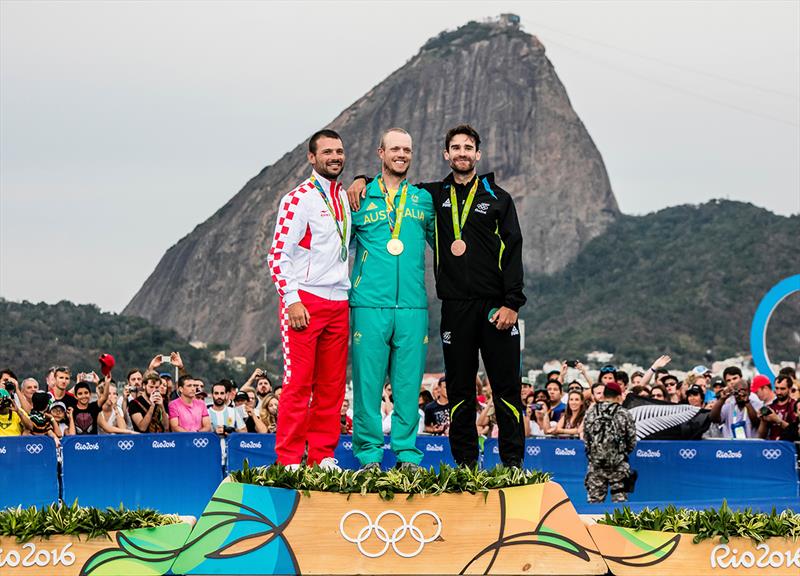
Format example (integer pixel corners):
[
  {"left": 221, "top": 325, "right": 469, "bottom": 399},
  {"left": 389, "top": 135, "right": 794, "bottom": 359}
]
[{"left": 440, "top": 298, "right": 524, "bottom": 467}]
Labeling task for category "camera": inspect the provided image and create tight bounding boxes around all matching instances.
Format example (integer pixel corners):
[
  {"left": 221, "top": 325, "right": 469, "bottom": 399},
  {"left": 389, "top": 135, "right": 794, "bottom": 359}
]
[
  {"left": 3, "top": 381, "right": 15, "bottom": 394},
  {"left": 759, "top": 406, "right": 773, "bottom": 417},
  {"left": 534, "top": 402, "right": 544, "bottom": 411},
  {"left": 223, "top": 426, "right": 236, "bottom": 434},
  {"left": 160, "top": 355, "right": 171, "bottom": 363},
  {"left": 565, "top": 360, "right": 578, "bottom": 368}
]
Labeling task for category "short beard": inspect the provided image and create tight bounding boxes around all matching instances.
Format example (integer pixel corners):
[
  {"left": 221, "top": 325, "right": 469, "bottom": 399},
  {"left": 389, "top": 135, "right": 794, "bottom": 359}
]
[
  {"left": 449, "top": 159, "right": 475, "bottom": 175},
  {"left": 314, "top": 162, "right": 343, "bottom": 181},
  {"left": 384, "top": 161, "right": 409, "bottom": 179},
  {"left": 213, "top": 398, "right": 225, "bottom": 407}
]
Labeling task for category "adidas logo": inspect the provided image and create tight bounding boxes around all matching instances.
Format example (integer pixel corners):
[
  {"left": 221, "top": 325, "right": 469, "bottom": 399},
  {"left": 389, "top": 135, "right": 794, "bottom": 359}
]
[
  {"left": 423, "top": 335, "right": 429, "bottom": 344},
  {"left": 366, "top": 202, "right": 378, "bottom": 210},
  {"left": 442, "top": 198, "right": 451, "bottom": 208},
  {"left": 510, "top": 326, "right": 519, "bottom": 336},
  {"left": 441, "top": 331, "right": 451, "bottom": 345},
  {"left": 353, "top": 331, "right": 363, "bottom": 344}
]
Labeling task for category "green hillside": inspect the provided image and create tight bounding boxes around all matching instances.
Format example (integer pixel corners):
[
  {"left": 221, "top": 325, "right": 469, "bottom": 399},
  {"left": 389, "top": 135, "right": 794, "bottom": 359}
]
[
  {"left": 0, "top": 300, "right": 273, "bottom": 385},
  {"left": 520, "top": 200, "right": 799, "bottom": 368}
]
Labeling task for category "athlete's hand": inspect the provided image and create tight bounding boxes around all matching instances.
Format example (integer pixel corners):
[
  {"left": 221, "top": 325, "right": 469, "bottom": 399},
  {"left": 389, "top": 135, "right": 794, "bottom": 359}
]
[
  {"left": 491, "top": 306, "right": 518, "bottom": 331},
  {"left": 347, "top": 179, "right": 367, "bottom": 212},
  {"left": 287, "top": 302, "right": 310, "bottom": 330}
]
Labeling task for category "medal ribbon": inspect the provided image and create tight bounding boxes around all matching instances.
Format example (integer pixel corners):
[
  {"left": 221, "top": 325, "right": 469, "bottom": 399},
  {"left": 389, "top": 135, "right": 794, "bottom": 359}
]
[
  {"left": 449, "top": 178, "right": 479, "bottom": 241},
  {"left": 310, "top": 175, "right": 348, "bottom": 250},
  {"left": 376, "top": 176, "right": 409, "bottom": 241}
]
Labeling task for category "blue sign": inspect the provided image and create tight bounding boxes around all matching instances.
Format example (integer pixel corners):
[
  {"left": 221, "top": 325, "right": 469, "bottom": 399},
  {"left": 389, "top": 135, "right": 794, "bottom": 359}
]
[
  {"left": 62, "top": 433, "right": 222, "bottom": 516},
  {"left": 750, "top": 274, "right": 800, "bottom": 380},
  {"left": 227, "top": 434, "right": 458, "bottom": 472},
  {"left": 227, "top": 433, "right": 277, "bottom": 471},
  {"left": 0, "top": 436, "right": 59, "bottom": 509},
  {"left": 483, "top": 438, "right": 798, "bottom": 505}
]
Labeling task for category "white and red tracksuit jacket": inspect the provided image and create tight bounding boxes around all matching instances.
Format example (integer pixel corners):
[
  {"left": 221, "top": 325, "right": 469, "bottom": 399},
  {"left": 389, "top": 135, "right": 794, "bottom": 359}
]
[{"left": 268, "top": 170, "right": 351, "bottom": 304}]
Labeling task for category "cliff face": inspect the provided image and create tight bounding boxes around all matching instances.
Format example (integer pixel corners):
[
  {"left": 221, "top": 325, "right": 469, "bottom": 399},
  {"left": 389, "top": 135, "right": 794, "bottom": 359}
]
[{"left": 124, "top": 17, "right": 619, "bottom": 368}]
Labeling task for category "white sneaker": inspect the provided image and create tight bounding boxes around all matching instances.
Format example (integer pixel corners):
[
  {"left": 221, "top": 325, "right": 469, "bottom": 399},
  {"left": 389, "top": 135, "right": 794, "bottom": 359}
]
[
  {"left": 284, "top": 463, "right": 301, "bottom": 472},
  {"left": 318, "top": 457, "right": 341, "bottom": 471}
]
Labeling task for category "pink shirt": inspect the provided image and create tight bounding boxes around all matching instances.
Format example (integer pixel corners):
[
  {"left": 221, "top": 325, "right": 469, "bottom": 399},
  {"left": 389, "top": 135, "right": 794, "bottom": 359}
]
[{"left": 168, "top": 398, "right": 209, "bottom": 432}]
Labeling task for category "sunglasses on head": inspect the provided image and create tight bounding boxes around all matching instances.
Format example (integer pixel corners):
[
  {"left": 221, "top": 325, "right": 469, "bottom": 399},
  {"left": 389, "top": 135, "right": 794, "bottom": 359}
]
[{"left": 599, "top": 366, "right": 616, "bottom": 374}]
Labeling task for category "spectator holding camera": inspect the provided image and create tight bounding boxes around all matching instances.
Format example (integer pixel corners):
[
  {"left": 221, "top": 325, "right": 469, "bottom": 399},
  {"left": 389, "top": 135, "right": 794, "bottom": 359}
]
[
  {"left": 129, "top": 371, "right": 169, "bottom": 433},
  {"left": 545, "top": 379, "right": 566, "bottom": 422},
  {"left": 709, "top": 369, "right": 761, "bottom": 439},
  {"left": 757, "top": 374, "right": 797, "bottom": 441},
  {"left": 169, "top": 374, "right": 212, "bottom": 432},
  {"left": 237, "top": 387, "right": 267, "bottom": 433},
  {"left": 259, "top": 393, "right": 279, "bottom": 433},
  {"left": 0, "top": 388, "right": 24, "bottom": 436},
  {"left": 208, "top": 382, "right": 245, "bottom": 436},
  {"left": 27, "top": 391, "right": 61, "bottom": 445},
  {"left": 98, "top": 383, "right": 133, "bottom": 434}
]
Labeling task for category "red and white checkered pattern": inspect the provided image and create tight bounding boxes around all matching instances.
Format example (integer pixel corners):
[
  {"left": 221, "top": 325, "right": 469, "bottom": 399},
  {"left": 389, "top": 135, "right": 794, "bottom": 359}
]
[{"left": 267, "top": 172, "right": 350, "bottom": 307}]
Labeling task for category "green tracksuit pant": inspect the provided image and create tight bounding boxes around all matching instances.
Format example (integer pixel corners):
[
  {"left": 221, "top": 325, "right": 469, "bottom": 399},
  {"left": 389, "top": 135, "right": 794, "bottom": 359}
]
[{"left": 351, "top": 307, "right": 427, "bottom": 465}]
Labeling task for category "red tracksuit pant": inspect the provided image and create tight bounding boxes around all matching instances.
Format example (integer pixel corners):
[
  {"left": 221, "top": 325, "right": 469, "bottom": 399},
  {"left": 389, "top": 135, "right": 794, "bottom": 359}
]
[{"left": 275, "top": 290, "right": 349, "bottom": 465}]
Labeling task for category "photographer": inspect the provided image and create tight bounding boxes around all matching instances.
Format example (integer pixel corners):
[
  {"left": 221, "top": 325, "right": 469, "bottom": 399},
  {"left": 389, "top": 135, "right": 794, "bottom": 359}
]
[
  {"left": 128, "top": 371, "right": 169, "bottom": 433},
  {"left": 757, "top": 374, "right": 797, "bottom": 440},
  {"left": 208, "top": 381, "right": 245, "bottom": 437},
  {"left": 709, "top": 377, "right": 760, "bottom": 439},
  {"left": 0, "top": 388, "right": 24, "bottom": 436}
]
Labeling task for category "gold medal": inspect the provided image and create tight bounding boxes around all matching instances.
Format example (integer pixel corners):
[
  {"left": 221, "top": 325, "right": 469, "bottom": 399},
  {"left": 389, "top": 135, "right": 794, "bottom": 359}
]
[
  {"left": 451, "top": 239, "right": 467, "bottom": 256},
  {"left": 387, "top": 238, "right": 404, "bottom": 256}
]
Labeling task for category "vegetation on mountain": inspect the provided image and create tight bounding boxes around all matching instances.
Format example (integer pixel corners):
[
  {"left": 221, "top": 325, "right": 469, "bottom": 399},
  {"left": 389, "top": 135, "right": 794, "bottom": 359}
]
[
  {"left": 519, "top": 200, "right": 799, "bottom": 368},
  {"left": 0, "top": 299, "right": 273, "bottom": 384}
]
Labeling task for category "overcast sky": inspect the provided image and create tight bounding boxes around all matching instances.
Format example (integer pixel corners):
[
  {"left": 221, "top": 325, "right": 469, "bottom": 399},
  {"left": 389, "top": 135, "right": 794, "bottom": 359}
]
[{"left": 1, "top": 1, "right": 798, "bottom": 312}]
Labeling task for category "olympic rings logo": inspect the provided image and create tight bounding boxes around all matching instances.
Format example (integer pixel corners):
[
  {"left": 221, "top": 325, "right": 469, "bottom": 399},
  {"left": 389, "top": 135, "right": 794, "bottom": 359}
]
[
  {"left": 340, "top": 509, "right": 442, "bottom": 558},
  {"left": 679, "top": 449, "right": 697, "bottom": 460},
  {"left": 762, "top": 448, "right": 782, "bottom": 460},
  {"left": 342, "top": 441, "right": 353, "bottom": 450},
  {"left": 526, "top": 446, "right": 541, "bottom": 456},
  {"left": 25, "top": 443, "right": 43, "bottom": 454},
  {"left": 193, "top": 438, "right": 209, "bottom": 448},
  {"left": 117, "top": 440, "right": 134, "bottom": 451}
]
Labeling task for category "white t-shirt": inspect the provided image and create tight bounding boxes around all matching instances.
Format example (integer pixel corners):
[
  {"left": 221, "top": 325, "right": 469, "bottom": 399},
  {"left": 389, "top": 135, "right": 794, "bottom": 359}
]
[{"left": 208, "top": 405, "right": 244, "bottom": 431}]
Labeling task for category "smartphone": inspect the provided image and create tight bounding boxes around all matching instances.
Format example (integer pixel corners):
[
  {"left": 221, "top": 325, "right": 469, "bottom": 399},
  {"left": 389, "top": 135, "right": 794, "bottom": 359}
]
[
  {"left": 160, "top": 355, "right": 171, "bottom": 363},
  {"left": 759, "top": 406, "right": 772, "bottom": 416},
  {"left": 566, "top": 360, "right": 578, "bottom": 368}
]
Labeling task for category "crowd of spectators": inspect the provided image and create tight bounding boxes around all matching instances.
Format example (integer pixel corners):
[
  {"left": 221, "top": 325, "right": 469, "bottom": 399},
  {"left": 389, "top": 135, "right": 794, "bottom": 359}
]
[
  {"left": 0, "top": 353, "right": 797, "bottom": 444},
  {"left": 0, "top": 354, "right": 282, "bottom": 444},
  {"left": 421, "top": 356, "right": 799, "bottom": 442}
]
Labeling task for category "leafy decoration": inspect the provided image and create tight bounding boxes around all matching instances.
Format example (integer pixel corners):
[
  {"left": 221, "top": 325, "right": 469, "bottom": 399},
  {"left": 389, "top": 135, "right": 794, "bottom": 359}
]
[
  {"left": 230, "top": 461, "right": 550, "bottom": 499},
  {"left": 0, "top": 502, "right": 180, "bottom": 543},
  {"left": 599, "top": 502, "right": 800, "bottom": 543}
]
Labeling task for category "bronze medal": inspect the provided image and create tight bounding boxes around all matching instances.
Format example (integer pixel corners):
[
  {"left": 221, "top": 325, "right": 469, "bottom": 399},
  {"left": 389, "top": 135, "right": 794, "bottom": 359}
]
[{"left": 450, "top": 239, "right": 467, "bottom": 256}]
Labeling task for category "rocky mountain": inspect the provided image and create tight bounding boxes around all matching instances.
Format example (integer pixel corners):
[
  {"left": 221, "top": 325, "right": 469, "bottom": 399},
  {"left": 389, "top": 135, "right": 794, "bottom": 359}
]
[{"left": 124, "top": 16, "right": 619, "bottom": 368}]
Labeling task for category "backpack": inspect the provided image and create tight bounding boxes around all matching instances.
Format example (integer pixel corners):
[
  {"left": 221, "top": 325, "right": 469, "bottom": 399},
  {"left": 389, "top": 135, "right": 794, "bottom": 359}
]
[{"left": 585, "top": 403, "right": 627, "bottom": 467}]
